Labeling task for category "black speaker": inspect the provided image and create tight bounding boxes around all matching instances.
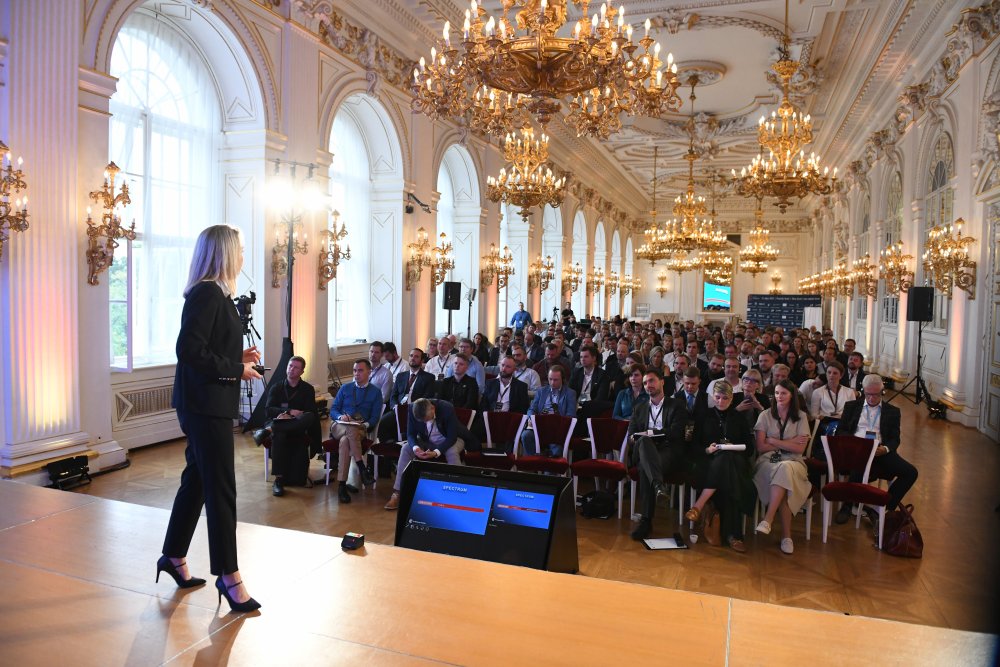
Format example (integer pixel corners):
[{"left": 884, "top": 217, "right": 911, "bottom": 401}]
[
  {"left": 907, "top": 286, "right": 934, "bottom": 322},
  {"left": 443, "top": 281, "right": 462, "bottom": 310}
]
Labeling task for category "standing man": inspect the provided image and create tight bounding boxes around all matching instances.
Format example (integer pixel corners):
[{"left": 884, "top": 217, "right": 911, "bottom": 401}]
[
  {"left": 329, "top": 359, "right": 383, "bottom": 504},
  {"left": 510, "top": 301, "right": 533, "bottom": 333},
  {"left": 368, "top": 341, "right": 394, "bottom": 404}
]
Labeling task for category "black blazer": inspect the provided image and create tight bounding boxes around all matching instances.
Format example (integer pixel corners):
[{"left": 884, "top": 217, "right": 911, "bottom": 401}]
[
  {"left": 390, "top": 369, "right": 436, "bottom": 408},
  {"left": 436, "top": 374, "right": 480, "bottom": 410},
  {"left": 481, "top": 377, "right": 530, "bottom": 414},
  {"left": 674, "top": 390, "right": 709, "bottom": 417},
  {"left": 264, "top": 378, "right": 320, "bottom": 443},
  {"left": 836, "top": 399, "right": 901, "bottom": 450},
  {"left": 841, "top": 368, "right": 867, "bottom": 393},
  {"left": 627, "top": 398, "right": 686, "bottom": 448},
  {"left": 696, "top": 405, "right": 754, "bottom": 450},
  {"left": 172, "top": 281, "right": 243, "bottom": 419},
  {"left": 569, "top": 366, "right": 610, "bottom": 403}
]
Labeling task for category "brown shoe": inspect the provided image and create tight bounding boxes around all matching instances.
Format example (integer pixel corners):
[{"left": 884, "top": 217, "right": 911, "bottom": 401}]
[
  {"left": 685, "top": 506, "right": 701, "bottom": 522},
  {"left": 728, "top": 537, "right": 747, "bottom": 553},
  {"left": 384, "top": 492, "right": 400, "bottom": 511}
]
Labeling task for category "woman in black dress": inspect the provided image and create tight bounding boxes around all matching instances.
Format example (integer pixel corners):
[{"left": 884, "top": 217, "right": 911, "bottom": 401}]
[
  {"left": 685, "top": 381, "right": 757, "bottom": 552},
  {"left": 159, "top": 224, "right": 262, "bottom": 612}
]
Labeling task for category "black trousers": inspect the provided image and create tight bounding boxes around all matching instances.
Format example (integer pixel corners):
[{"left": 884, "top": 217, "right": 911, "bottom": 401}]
[
  {"left": 376, "top": 410, "right": 400, "bottom": 443},
  {"left": 270, "top": 413, "right": 317, "bottom": 484},
  {"left": 850, "top": 450, "right": 918, "bottom": 510},
  {"left": 635, "top": 436, "right": 686, "bottom": 520},
  {"left": 162, "top": 410, "right": 238, "bottom": 576}
]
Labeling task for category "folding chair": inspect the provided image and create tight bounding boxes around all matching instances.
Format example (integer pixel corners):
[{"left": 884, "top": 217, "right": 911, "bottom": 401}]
[{"left": 515, "top": 413, "right": 577, "bottom": 475}]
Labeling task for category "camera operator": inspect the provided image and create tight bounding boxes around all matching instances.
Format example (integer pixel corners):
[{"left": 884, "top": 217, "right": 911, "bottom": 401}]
[{"left": 261, "top": 356, "right": 320, "bottom": 497}]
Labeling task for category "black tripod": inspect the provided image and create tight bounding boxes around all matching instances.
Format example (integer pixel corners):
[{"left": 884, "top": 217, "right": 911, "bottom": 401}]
[
  {"left": 235, "top": 292, "right": 265, "bottom": 425},
  {"left": 887, "top": 321, "right": 928, "bottom": 405}
]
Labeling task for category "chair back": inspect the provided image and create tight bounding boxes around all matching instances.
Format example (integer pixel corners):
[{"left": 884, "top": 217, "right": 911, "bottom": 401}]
[
  {"left": 586, "top": 418, "right": 629, "bottom": 459},
  {"left": 821, "top": 435, "right": 878, "bottom": 483},
  {"left": 529, "top": 413, "right": 577, "bottom": 458},
  {"left": 484, "top": 411, "right": 527, "bottom": 449},
  {"left": 394, "top": 404, "right": 409, "bottom": 441},
  {"left": 454, "top": 407, "right": 476, "bottom": 429}
]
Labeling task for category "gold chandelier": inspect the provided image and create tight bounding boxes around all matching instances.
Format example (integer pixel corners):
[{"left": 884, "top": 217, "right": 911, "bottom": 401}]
[
  {"left": 529, "top": 253, "right": 555, "bottom": 291},
  {"left": 799, "top": 259, "right": 854, "bottom": 297},
  {"left": 739, "top": 200, "right": 778, "bottom": 275},
  {"left": 636, "top": 145, "right": 673, "bottom": 265},
  {"left": 486, "top": 125, "right": 567, "bottom": 221},
  {"left": 411, "top": 1, "right": 682, "bottom": 139},
  {"left": 922, "top": 217, "right": 977, "bottom": 299},
  {"left": 562, "top": 261, "right": 583, "bottom": 293},
  {"left": 659, "top": 77, "right": 727, "bottom": 258},
  {"left": 0, "top": 141, "right": 29, "bottom": 262},
  {"left": 878, "top": 241, "right": 914, "bottom": 295},
  {"left": 699, "top": 250, "right": 733, "bottom": 284},
  {"left": 731, "top": 0, "right": 836, "bottom": 213},
  {"left": 481, "top": 242, "right": 515, "bottom": 289},
  {"left": 406, "top": 227, "right": 455, "bottom": 290}
]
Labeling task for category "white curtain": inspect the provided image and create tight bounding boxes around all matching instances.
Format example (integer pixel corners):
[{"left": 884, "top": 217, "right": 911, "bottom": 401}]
[{"left": 109, "top": 12, "right": 220, "bottom": 368}]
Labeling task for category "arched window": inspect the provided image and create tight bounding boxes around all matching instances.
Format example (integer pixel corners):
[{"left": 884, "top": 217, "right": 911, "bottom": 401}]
[
  {"left": 623, "top": 236, "right": 634, "bottom": 317},
  {"left": 571, "top": 212, "right": 588, "bottom": 317},
  {"left": 541, "top": 205, "right": 562, "bottom": 321},
  {"left": 925, "top": 133, "right": 954, "bottom": 331},
  {"left": 108, "top": 11, "right": 221, "bottom": 369},
  {"left": 854, "top": 196, "right": 871, "bottom": 320},
  {"left": 880, "top": 173, "right": 903, "bottom": 326},
  {"left": 593, "top": 220, "right": 607, "bottom": 319},
  {"left": 328, "top": 111, "right": 371, "bottom": 344}
]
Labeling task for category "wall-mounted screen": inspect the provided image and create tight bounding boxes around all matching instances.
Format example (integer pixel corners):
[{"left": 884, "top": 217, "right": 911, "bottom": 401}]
[{"left": 703, "top": 282, "right": 732, "bottom": 311}]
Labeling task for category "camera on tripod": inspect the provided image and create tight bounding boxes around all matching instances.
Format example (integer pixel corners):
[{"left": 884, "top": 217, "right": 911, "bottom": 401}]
[{"left": 234, "top": 290, "right": 256, "bottom": 335}]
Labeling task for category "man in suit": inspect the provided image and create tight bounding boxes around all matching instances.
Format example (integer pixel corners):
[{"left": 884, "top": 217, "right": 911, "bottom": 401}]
[
  {"left": 569, "top": 345, "right": 611, "bottom": 409},
  {"left": 436, "top": 353, "right": 480, "bottom": 410},
  {"left": 330, "top": 359, "right": 384, "bottom": 504},
  {"left": 628, "top": 369, "right": 688, "bottom": 541},
  {"left": 604, "top": 339, "right": 630, "bottom": 395},
  {"left": 522, "top": 365, "right": 577, "bottom": 455},
  {"left": 481, "top": 356, "right": 530, "bottom": 415},
  {"left": 488, "top": 332, "right": 512, "bottom": 367},
  {"left": 377, "top": 347, "right": 435, "bottom": 442},
  {"left": 532, "top": 343, "right": 572, "bottom": 387},
  {"left": 673, "top": 366, "right": 708, "bottom": 447},
  {"left": 524, "top": 331, "right": 545, "bottom": 364},
  {"left": 368, "top": 341, "right": 394, "bottom": 404},
  {"left": 384, "top": 398, "right": 464, "bottom": 511},
  {"left": 834, "top": 374, "right": 918, "bottom": 522},
  {"left": 262, "top": 356, "right": 319, "bottom": 496},
  {"left": 841, "top": 352, "right": 867, "bottom": 394}
]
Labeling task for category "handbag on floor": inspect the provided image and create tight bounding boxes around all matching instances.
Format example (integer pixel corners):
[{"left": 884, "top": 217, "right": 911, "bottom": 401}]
[{"left": 882, "top": 503, "right": 922, "bottom": 558}]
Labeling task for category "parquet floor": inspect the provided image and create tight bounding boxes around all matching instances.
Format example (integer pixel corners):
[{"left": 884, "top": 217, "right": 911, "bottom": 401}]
[{"left": 77, "top": 398, "right": 1000, "bottom": 635}]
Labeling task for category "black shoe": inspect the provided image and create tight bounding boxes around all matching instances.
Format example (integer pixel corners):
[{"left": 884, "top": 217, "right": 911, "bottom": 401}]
[
  {"left": 338, "top": 485, "right": 351, "bottom": 504},
  {"left": 861, "top": 506, "right": 879, "bottom": 525},
  {"left": 346, "top": 484, "right": 360, "bottom": 494},
  {"left": 653, "top": 483, "right": 669, "bottom": 498},
  {"left": 272, "top": 479, "right": 284, "bottom": 497},
  {"left": 835, "top": 504, "right": 852, "bottom": 524},
  {"left": 630, "top": 519, "right": 652, "bottom": 541},
  {"left": 252, "top": 428, "right": 271, "bottom": 446},
  {"left": 215, "top": 577, "right": 261, "bottom": 613},
  {"left": 156, "top": 555, "right": 206, "bottom": 589},
  {"left": 356, "top": 460, "right": 375, "bottom": 487}
]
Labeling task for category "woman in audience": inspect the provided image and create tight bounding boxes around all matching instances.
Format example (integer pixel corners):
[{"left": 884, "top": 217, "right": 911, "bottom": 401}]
[
  {"left": 785, "top": 350, "right": 801, "bottom": 383},
  {"left": 473, "top": 333, "right": 492, "bottom": 365},
  {"left": 792, "top": 337, "right": 805, "bottom": 358},
  {"left": 648, "top": 346, "right": 667, "bottom": 376},
  {"left": 732, "top": 369, "right": 769, "bottom": 430},
  {"left": 685, "top": 381, "right": 756, "bottom": 552},
  {"left": 809, "top": 360, "right": 854, "bottom": 454},
  {"left": 753, "top": 380, "right": 811, "bottom": 555},
  {"left": 613, "top": 365, "right": 647, "bottom": 421},
  {"left": 797, "top": 356, "right": 822, "bottom": 407},
  {"left": 806, "top": 340, "right": 820, "bottom": 360}
]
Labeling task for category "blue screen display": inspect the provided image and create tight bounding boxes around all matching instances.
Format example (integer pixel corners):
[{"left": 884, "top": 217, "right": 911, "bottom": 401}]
[
  {"left": 703, "top": 282, "right": 732, "bottom": 310},
  {"left": 491, "top": 488, "right": 555, "bottom": 530},
  {"left": 407, "top": 478, "right": 495, "bottom": 535}
]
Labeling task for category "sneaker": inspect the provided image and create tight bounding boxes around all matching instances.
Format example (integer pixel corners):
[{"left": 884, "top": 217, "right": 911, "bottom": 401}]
[
  {"left": 780, "top": 538, "right": 794, "bottom": 554},
  {"left": 755, "top": 520, "right": 771, "bottom": 535},
  {"left": 630, "top": 519, "right": 652, "bottom": 541},
  {"left": 835, "top": 505, "right": 852, "bottom": 524},
  {"left": 384, "top": 492, "right": 400, "bottom": 511}
]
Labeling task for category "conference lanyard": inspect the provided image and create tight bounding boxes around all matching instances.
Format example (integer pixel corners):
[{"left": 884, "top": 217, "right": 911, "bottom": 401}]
[
  {"left": 582, "top": 371, "right": 593, "bottom": 397},
  {"left": 649, "top": 400, "right": 664, "bottom": 430},
  {"left": 864, "top": 403, "right": 882, "bottom": 430},
  {"left": 826, "top": 387, "right": 840, "bottom": 413},
  {"left": 497, "top": 380, "right": 511, "bottom": 405},
  {"left": 714, "top": 408, "right": 728, "bottom": 441},
  {"left": 515, "top": 368, "right": 527, "bottom": 381},
  {"left": 777, "top": 415, "right": 789, "bottom": 440},
  {"left": 550, "top": 392, "right": 560, "bottom": 414}
]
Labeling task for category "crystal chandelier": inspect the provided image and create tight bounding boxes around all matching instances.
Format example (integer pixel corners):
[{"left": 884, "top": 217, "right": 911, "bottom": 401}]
[
  {"left": 411, "top": 1, "right": 683, "bottom": 139},
  {"left": 922, "top": 217, "right": 977, "bottom": 299},
  {"left": 636, "top": 146, "right": 672, "bottom": 265},
  {"left": 730, "top": 0, "right": 836, "bottom": 213},
  {"left": 768, "top": 271, "right": 783, "bottom": 295},
  {"left": 739, "top": 200, "right": 779, "bottom": 275},
  {"left": 699, "top": 250, "right": 733, "bottom": 285},
  {"left": 486, "top": 125, "right": 567, "bottom": 221},
  {"left": 663, "top": 255, "right": 701, "bottom": 274},
  {"left": 878, "top": 241, "right": 914, "bottom": 295}
]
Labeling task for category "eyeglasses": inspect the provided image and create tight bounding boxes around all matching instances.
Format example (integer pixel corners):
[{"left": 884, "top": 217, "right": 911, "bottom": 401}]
[{"left": 742, "top": 378, "right": 759, "bottom": 383}]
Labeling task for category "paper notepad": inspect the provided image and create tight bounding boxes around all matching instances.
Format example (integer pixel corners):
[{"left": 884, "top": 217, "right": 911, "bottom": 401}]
[{"left": 642, "top": 533, "right": 689, "bottom": 550}]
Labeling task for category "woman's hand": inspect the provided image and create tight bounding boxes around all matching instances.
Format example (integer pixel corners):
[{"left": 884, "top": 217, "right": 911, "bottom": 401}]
[
  {"left": 242, "top": 346, "right": 261, "bottom": 364},
  {"left": 706, "top": 443, "right": 719, "bottom": 455},
  {"left": 241, "top": 362, "right": 262, "bottom": 381}
]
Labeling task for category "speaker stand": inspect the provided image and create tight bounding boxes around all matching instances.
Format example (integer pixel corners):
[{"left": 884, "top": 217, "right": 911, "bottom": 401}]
[{"left": 887, "top": 321, "right": 928, "bottom": 405}]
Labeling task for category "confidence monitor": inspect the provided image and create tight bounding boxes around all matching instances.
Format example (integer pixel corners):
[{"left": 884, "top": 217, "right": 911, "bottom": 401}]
[
  {"left": 907, "top": 286, "right": 934, "bottom": 322},
  {"left": 394, "top": 461, "right": 579, "bottom": 573}
]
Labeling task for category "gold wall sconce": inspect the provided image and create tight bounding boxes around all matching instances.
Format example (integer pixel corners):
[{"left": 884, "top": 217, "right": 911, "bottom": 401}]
[
  {"left": 0, "top": 141, "right": 29, "bottom": 262},
  {"left": 272, "top": 223, "right": 308, "bottom": 288},
  {"left": 86, "top": 162, "right": 135, "bottom": 285},
  {"left": 528, "top": 254, "right": 554, "bottom": 292},
  {"left": 406, "top": 227, "right": 454, "bottom": 290},
  {"left": 562, "top": 261, "right": 582, "bottom": 294},
  {"left": 878, "top": 241, "right": 914, "bottom": 295},
  {"left": 318, "top": 210, "right": 350, "bottom": 290},
  {"left": 922, "top": 218, "right": 977, "bottom": 299}
]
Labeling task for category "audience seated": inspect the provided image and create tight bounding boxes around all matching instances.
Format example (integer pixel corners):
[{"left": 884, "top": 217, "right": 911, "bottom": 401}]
[
  {"left": 377, "top": 347, "right": 435, "bottom": 442},
  {"left": 569, "top": 344, "right": 612, "bottom": 420},
  {"left": 262, "top": 356, "right": 320, "bottom": 496},
  {"left": 368, "top": 341, "right": 394, "bottom": 404},
  {"left": 522, "top": 366, "right": 577, "bottom": 456},
  {"left": 329, "top": 359, "right": 383, "bottom": 504},
  {"left": 481, "top": 356, "right": 530, "bottom": 415},
  {"left": 613, "top": 365, "right": 648, "bottom": 421},
  {"left": 436, "top": 353, "right": 480, "bottom": 410},
  {"left": 425, "top": 336, "right": 455, "bottom": 380},
  {"left": 384, "top": 398, "right": 465, "bottom": 511}
]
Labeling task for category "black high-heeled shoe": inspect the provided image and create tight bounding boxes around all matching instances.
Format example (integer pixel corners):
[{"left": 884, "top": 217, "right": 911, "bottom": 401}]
[
  {"left": 156, "top": 555, "right": 206, "bottom": 589},
  {"left": 216, "top": 577, "right": 261, "bottom": 613}
]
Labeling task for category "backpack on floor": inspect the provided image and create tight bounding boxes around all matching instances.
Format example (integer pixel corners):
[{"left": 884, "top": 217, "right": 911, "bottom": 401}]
[{"left": 580, "top": 490, "right": 615, "bottom": 519}]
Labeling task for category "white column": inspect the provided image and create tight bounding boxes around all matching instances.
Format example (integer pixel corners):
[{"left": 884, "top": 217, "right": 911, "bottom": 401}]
[
  {"left": 505, "top": 219, "right": 531, "bottom": 329},
  {"left": 0, "top": 0, "right": 91, "bottom": 474}
]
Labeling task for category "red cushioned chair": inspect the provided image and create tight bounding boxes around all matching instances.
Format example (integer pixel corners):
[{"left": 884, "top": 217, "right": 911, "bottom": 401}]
[
  {"left": 820, "top": 435, "right": 892, "bottom": 548},
  {"left": 465, "top": 411, "right": 526, "bottom": 470},
  {"left": 627, "top": 449, "right": 694, "bottom": 526},
  {"left": 322, "top": 403, "right": 386, "bottom": 486},
  {"left": 515, "top": 413, "right": 577, "bottom": 476},
  {"left": 571, "top": 418, "right": 629, "bottom": 517},
  {"left": 454, "top": 407, "right": 476, "bottom": 429}
]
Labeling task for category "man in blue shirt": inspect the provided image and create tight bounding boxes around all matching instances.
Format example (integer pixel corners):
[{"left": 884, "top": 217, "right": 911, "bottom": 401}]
[
  {"left": 521, "top": 366, "right": 577, "bottom": 456},
  {"left": 329, "top": 359, "right": 384, "bottom": 504},
  {"left": 445, "top": 338, "right": 486, "bottom": 392},
  {"left": 509, "top": 302, "right": 533, "bottom": 333}
]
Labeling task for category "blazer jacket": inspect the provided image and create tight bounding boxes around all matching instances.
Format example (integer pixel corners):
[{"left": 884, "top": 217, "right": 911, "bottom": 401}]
[
  {"left": 836, "top": 399, "right": 901, "bottom": 450},
  {"left": 627, "top": 398, "right": 686, "bottom": 444},
  {"left": 407, "top": 398, "right": 460, "bottom": 453},
  {"left": 481, "top": 377, "right": 530, "bottom": 414},
  {"left": 527, "top": 385, "right": 578, "bottom": 417},
  {"left": 172, "top": 281, "right": 244, "bottom": 419},
  {"left": 389, "top": 369, "right": 436, "bottom": 408},
  {"left": 840, "top": 368, "right": 867, "bottom": 393},
  {"left": 569, "top": 366, "right": 611, "bottom": 403}
]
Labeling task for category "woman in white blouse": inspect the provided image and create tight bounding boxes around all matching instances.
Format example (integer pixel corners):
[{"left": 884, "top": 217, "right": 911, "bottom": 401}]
[{"left": 809, "top": 360, "right": 854, "bottom": 422}]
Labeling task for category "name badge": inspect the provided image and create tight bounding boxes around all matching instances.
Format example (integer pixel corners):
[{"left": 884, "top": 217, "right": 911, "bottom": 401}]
[
  {"left": 864, "top": 431, "right": 877, "bottom": 440},
  {"left": 494, "top": 402, "right": 504, "bottom": 412}
]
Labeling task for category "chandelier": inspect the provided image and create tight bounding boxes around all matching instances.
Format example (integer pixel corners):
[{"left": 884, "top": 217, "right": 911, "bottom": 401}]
[
  {"left": 412, "top": 2, "right": 683, "bottom": 139},
  {"left": 563, "top": 261, "right": 583, "bottom": 293},
  {"left": 799, "top": 259, "right": 853, "bottom": 297},
  {"left": 663, "top": 255, "right": 701, "bottom": 274},
  {"left": 529, "top": 253, "right": 555, "bottom": 291},
  {"left": 700, "top": 250, "right": 734, "bottom": 285},
  {"left": 739, "top": 200, "right": 779, "bottom": 275},
  {"left": 0, "top": 141, "right": 29, "bottom": 262},
  {"left": 636, "top": 146, "right": 672, "bottom": 265},
  {"left": 878, "top": 241, "right": 914, "bottom": 295},
  {"left": 730, "top": 0, "right": 836, "bottom": 212},
  {"left": 922, "top": 217, "right": 977, "bottom": 299},
  {"left": 318, "top": 210, "right": 350, "bottom": 290},
  {"left": 659, "top": 77, "right": 727, "bottom": 257},
  {"left": 486, "top": 125, "right": 567, "bottom": 221},
  {"left": 768, "top": 271, "right": 783, "bottom": 295}
]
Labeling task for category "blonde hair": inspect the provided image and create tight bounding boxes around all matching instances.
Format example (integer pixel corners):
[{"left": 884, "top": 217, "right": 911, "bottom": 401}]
[{"left": 184, "top": 225, "right": 243, "bottom": 297}]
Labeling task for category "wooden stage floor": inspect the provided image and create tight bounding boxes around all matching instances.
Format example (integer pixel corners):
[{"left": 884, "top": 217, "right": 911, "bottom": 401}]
[{"left": 0, "top": 481, "right": 995, "bottom": 666}]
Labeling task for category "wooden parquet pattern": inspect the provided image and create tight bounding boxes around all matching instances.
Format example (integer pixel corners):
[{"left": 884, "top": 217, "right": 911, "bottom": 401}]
[{"left": 78, "top": 398, "right": 1000, "bottom": 634}]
